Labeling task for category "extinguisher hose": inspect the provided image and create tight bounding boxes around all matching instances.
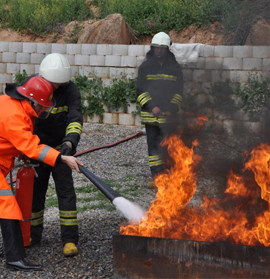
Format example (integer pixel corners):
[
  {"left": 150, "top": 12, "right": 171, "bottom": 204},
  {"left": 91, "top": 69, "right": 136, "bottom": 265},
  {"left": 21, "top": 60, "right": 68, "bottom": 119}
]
[
  {"left": 8, "top": 130, "right": 145, "bottom": 185},
  {"left": 74, "top": 130, "right": 145, "bottom": 157},
  {"left": 79, "top": 165, "right": 121, "bottom": 202}
]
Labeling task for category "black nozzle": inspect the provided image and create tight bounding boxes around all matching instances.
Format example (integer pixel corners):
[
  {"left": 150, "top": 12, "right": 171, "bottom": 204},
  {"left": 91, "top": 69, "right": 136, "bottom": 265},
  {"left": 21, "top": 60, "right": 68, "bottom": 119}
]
[{"left": 79, "top": 165, "right": 121, "bottom": 202}]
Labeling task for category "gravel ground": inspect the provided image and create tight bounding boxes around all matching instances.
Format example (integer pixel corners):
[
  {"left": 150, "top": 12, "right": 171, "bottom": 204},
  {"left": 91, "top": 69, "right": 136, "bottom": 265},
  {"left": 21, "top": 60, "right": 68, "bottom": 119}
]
[{"left": 0, "top": 123, "right": 156, "bottom": 279}]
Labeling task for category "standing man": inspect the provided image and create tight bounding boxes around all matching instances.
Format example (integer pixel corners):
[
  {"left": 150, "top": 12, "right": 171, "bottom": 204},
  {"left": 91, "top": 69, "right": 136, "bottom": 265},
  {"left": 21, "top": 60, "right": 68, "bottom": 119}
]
[
  {"left": 136, "top": 32, "right": 183, "bottom": 181},
  {"left": 0, "top": 76, "right": 82, "bottom": 271},
  {"left": 26, "top": 53, "right": 83, "bottom": 257}
]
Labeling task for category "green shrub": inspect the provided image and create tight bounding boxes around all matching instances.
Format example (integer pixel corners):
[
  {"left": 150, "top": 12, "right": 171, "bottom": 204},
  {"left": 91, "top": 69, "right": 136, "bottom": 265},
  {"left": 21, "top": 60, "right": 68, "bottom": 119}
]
[
  {"left": 73, "top": 76, "right": 104, "bottom": 120},
  {"left": 234, "top": 72, "right": 270, "bottom": 113},
  {"left": 0, "top": 0, "right": 93, "bottom": 35},
  {"left": 93, "top": 0, "right": 238, "bottom": 35},
  {"left": 102, "top": 77, "right": 137, "bottom": 112},
  {"left": 13, "top": 70, "right": 28, "bottom": 84}
]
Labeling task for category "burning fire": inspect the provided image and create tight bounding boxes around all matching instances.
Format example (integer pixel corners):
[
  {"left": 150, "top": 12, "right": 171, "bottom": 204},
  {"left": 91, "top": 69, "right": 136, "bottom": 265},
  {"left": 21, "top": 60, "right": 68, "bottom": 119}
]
[{"left": 120, "top": 133, "right": 270, "bottom": 247}]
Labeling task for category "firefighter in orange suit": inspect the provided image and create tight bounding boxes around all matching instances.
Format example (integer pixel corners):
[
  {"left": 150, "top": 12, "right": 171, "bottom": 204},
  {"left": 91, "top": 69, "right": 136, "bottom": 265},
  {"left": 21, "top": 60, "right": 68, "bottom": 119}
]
[{"left": 0, "top": 76, "right": 82, "bottom": 271}]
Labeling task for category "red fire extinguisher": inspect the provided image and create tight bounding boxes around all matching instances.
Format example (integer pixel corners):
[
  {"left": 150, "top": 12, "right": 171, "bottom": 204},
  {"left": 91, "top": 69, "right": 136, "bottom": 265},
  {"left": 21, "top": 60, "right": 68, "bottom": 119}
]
[{"left": 15, "top": 160, "right": 37, "bottom": 247}]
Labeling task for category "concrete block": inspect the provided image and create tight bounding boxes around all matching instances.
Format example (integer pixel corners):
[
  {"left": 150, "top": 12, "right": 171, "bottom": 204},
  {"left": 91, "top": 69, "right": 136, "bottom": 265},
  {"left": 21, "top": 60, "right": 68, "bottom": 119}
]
[
  {"left": 97, "top": 45, "right": 113, "bottom": 55},
  {"left": 34, "top": 65, "right": 40, "bottom": 73},
  {"left": 183, "top": 69, "right": 192, "bottom": 82},
  {"left": 0, "top": 63, "right": 6, "bottom": 72},
  {"left": 214, "top": 46, "right": 233, "bottom": 57},
  {"left": 81, "top": 44, "right": 97, "bottom": 55},
  {"left": 7, "top": 63, "right": 20, "bottom": 74},
  {"left": 20, "top": 64, "right": 35, "bottom": 75},
  {"left": 0, "top": 84, "right": 5, "bottom": 94},
  {"left": 135, "top": 114, "right": 141, "bottom": 126},
  {"left": 263, "top": 58, "right": 270, "bottom": 71},
  {"left": 71, "top": 65, "right": 79, "bottom": 77},
  {"left": 79, "top": 66, "right": 94, "bottom": 77},
  {"left": 88, "top": 114, "right": 103, "bottom": 124},
  {"left": 105, "top": 55, "right": 121, "bottom": 67},
  {"left": 197, "top": 57, "right": 205, "bottom": 68},
  {"left": 23, "top": 43, "right": 37, "bottom": 53},
  {"left": 136, "top": 56, "right": 145, "bottom": 67},
  {"left": 109, "top": 67, "right": 125, "bottom": 78},
  {"left": 144, "top": 45, "right": 150, "bottom": 54},
  {"left": 211, "top": 70, "right": 230, "bottom": 82},
  {"left": 74, "top": 54, "right": 90, "bottom": 66},
  {"left": 93, "top": 67, "right": 109, "bottom": 78},
  {"left": 90, "top": 55, "right": 105, "bottom": 66},
  {"left": 30, "top": 53, "right": 45, "bottom": 64},
  {"left": 119, "top": 113, "right": 135, "bottom": 126},
  {"left": 205, "top": 57, "right": 223, "bottom": 69},
  {"left": 223, "top": 57, "right": 242, "bottom": 70},
  {"left": 102, "top": 79, "right": 112, "bottom": 88},
  {"left": 2, "top": 52, "right": 16, "bottom": 63},
  {"left": 0, "top": 42, "right": 9, "bottom": 51},
  {"left": 0, "top": 73, "right": 12, "bottom": 83},
  {"left": 233, "top": 46, "right": 252, "bottom": 58},
  {"left": 201, "top": 45, "right": 214, "bottom": 57},
  {"left": 128, "top": 45, "right": 145, "bottom": 56},
  {"left": 66, "top": 44, "right": 82, "bottom": 54},
  {"left": 37, "top": 43, "right": 52, "bottom": 54},
  {"left": 123, "top": 68, "right": 136, "bottom": 79},
  {"left": 9, "top": 42, "right": 23, "bottom": 52},
  {"left": 127, "top": 103, "right": 137, "bottom": 114},
  {"left": 230, "top": 70, "right": 249, "bottom": 83},
  {"left": 243, "top": 58, "right": 262, "bottom": 70},
  {"left": 252, "top": 46, "right": 270, "bottom": 58},
  {"left": 112, "top": 45, "right": 128, "bottom": 56},
  {"left": 121, "top": 56, "right": 137, "bottom": 67},
  {"left": 64, "top": 54, "right": 75, "bottom": 66},
  {"left": 192, "top": 69, "right": 211, "bottom": 82},
  {"left": 51, "top": 43, "right": 66, "bottom": 53},
  {"left": 16, "top": 53, "right": 31, "bottom": 63},
  {"left": 103, "top": 112, "right": 119, "bottom": 125}
]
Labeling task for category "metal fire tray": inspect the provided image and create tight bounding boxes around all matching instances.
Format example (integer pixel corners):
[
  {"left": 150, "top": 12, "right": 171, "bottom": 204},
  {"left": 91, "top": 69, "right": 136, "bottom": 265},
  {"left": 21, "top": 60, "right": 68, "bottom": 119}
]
[{"left": 113, "top": 234, "right": 270, "bottom": 279}]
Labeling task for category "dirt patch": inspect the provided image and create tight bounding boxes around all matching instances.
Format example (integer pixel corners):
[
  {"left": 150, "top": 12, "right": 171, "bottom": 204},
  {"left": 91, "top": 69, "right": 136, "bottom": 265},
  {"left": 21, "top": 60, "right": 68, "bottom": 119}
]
[{"left": 0, "top": 22, "right": 229, "bottom": 45}]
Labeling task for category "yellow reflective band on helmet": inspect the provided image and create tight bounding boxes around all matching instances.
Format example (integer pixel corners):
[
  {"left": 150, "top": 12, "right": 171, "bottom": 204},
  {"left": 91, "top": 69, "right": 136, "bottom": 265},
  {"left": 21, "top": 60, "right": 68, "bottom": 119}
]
[
  {"left": 66, "top": 122, "right": 82, "bottom": 136},
  {"left": 146, "top": 74, "right": 177, "bottom": 81},
  {"left": 137, "top": 92, "right": 152, "bottom": 107}
]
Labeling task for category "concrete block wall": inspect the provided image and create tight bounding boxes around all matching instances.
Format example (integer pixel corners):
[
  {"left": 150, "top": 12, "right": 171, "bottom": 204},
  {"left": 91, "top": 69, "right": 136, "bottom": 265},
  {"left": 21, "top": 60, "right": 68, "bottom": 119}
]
[{"left": 0, "top": 42, "right": 270, "bottom": 129}]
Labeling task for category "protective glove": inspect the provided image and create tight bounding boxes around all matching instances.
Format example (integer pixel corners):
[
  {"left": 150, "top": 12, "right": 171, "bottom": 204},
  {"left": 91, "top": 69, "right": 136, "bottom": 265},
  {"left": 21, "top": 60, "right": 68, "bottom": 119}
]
[{"left": 61, "top": 141, "right": 72, "bottom": 155}]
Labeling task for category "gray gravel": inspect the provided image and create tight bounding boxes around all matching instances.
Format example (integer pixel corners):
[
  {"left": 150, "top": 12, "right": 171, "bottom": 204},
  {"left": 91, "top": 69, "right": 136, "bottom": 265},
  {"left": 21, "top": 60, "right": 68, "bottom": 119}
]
[{"left": 0, "top": 123, "right": 156, "bottom": 278}]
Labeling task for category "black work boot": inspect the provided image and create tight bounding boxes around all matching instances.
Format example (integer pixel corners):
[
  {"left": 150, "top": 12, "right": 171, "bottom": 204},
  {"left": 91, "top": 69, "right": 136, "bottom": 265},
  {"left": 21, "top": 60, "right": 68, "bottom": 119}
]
[{"left": 6, "top": 258, "right": 42, "bottom": 271}]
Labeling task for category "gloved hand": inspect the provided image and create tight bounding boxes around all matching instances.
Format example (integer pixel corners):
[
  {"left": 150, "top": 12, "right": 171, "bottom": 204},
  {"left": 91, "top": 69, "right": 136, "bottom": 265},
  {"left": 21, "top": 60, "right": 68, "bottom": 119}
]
[{"left": 61, "top": 141, "right": 72, "bottom": 155}]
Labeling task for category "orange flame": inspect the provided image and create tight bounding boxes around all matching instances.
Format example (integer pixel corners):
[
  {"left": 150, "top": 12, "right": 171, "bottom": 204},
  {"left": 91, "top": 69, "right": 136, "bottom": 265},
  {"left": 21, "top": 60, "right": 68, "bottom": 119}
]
[{"left": 120, "top": 136, "right": 270, "bottom": 247}]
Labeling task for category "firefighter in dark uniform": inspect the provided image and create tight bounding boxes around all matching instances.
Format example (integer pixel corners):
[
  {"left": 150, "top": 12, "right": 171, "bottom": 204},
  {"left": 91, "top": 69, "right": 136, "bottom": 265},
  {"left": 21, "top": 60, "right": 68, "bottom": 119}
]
[
  {"left": 137, "top": 32, "right": 183, "bottom": 181},
  {"left": 24, "top": 53, "right": 83, "bottom": 257}
]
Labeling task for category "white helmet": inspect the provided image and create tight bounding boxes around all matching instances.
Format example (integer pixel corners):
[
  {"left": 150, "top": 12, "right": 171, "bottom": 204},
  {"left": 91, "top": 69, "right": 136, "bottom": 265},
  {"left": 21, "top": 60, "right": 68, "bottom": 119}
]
[
  {"left": 39, "top": 53, "right": 71, "bottom": 84},
  {"left": 151, "top": 32, "right": 172, "bottom": 48}
]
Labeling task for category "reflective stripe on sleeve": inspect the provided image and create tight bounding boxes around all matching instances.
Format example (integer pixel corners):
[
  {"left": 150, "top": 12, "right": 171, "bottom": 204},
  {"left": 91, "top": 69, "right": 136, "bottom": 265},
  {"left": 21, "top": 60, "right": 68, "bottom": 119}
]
[
  {"left": 0, "top": 189, "right": 13, "bottom": 196},
  {"left": 38, "top": 145, "right": 51, "bottom": 162}
]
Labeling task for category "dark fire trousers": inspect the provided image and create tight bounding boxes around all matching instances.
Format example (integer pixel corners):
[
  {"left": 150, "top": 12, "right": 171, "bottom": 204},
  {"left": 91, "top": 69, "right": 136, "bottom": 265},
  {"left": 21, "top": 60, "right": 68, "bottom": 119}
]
[
  {"left": 31, "top": 161, "right": 78, "bottom": 245},
  {"left": 0, "top": 219, "right": 26, "bottom": 261},
  {"left": 145, "top": 124, "right": 167, "bottom": 178}
]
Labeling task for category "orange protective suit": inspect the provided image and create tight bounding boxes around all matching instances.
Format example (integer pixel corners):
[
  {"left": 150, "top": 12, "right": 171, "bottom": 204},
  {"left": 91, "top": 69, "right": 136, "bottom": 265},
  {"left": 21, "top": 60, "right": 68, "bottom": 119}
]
[{"left": 0, "top": 95, "right": 60, "bottom": 220}]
